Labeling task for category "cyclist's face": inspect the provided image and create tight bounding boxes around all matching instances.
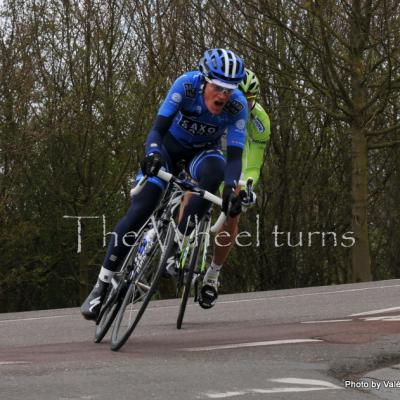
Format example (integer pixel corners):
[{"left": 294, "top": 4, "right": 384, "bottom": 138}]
[{"left": 204, "top": 82, "right": 233, "bottom": 115}]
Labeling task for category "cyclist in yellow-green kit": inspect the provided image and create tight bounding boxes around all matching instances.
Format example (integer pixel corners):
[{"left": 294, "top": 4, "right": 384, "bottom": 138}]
[{"left": 199, "top": 68, "right": 271, "bottom": 309}]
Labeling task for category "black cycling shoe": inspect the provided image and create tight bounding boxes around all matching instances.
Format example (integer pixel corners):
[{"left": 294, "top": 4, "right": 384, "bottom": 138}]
[
  {"left": 198, "top": 284, "right": 218, "bottom": 309},
  {"left": 80, "top": 280, "right": 109, "bottom": 321}
]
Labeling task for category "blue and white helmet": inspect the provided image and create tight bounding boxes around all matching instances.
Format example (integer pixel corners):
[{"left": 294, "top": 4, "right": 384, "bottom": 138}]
[{"left": 199, "top": 48, "right": 246, "bottom": 89}]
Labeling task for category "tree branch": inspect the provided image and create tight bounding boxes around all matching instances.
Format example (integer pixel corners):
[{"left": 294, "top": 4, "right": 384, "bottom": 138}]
[
  {"left": 368, "top": 139, "right": 400, "bottom": 150},
  {"left": 367, "top": 124, "right": 400, "bottom": 137}
]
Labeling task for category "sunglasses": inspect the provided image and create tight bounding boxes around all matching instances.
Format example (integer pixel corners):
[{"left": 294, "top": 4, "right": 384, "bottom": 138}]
[{"left": 206, "top": 78, "right": 235, "bottom": 95}]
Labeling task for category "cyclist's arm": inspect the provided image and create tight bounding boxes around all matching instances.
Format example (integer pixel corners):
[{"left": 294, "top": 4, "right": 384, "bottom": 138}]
[
  {"left": 145, "top": 115, "right": 174, "bottom": 155},
  {"left": 225, "top": 146, "right": 243, "bottom": 187},
  {"left": 225, "top": 98, "right": 248, "bottom": 186},
  {"left": 242, "top": 139, "right": 267, "bottom": 187},
  {"left": 242, "top": 104, "right": 271, "bottom": 187},
  {"left": 145, "top": 75, "right": 187, "bottom": 155}
]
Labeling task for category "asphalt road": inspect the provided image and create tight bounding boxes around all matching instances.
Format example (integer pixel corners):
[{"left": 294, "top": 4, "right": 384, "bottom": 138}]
[{"left": 1, "top": 279, "right": 400, "bottom": 400}]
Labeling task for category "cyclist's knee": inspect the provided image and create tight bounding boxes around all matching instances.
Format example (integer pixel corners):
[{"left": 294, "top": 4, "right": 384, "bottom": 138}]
[
  {"left": 127, "top": 181, "right": 163, "bottom": 219},
  {"left": 196, "top": 156, "right": 225, "bottom": 193}
]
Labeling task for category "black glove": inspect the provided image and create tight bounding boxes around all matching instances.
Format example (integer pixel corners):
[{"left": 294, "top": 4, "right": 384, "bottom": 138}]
[
  {"left": 239, "top": 189, "right": 257, "bottom": 207},
  {"left": 140, "top": 152, "right": 163, "bottom": 177},
  {"left": 222, "top": 184, "right": 242, "bottom": 217}
]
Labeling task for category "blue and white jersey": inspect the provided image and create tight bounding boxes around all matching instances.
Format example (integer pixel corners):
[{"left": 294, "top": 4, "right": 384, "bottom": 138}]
[{"left": 157, "top": 71, "right": 248, "bottom": 149}]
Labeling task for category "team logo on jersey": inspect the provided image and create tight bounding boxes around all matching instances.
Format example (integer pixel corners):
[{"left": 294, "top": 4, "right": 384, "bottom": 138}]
[
  {"left": 236, "top": 119, "right": 246, "bottom": 130},
  {"left": 253, "top": 117, "right": 265, "bottom": 133},
  {"left": 184, "top": 83, "right": 196, "bottom": 98},
  {"left": 223, "top": 99, "right": 244, "bottom": 115},
  {"left": 172, "top": 93, "right": 182, "bottom": 103},
  {"left": 178, "top": 115, "right": 218, "bottom": 136},
  {"left": 253, "top": 139, "right": 268, "bottom": 144}
]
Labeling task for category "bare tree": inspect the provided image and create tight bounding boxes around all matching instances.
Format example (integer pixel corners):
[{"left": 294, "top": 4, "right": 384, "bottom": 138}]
[{"left": 206, "top": 0, "right": 400, "bottom": 283}]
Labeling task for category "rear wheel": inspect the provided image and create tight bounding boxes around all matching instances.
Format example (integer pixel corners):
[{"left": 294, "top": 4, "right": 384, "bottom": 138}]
[{"left": 176, "top": 219, "right": 207, "bottom": 330}]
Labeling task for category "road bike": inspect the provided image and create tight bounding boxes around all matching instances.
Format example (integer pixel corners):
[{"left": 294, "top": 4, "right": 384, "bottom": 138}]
[
  {"left": 93, "top": 169, "right": 226, "bottom": 351},
  {"left": 175, "top": 177, "right": 254, "bottom": 329}
]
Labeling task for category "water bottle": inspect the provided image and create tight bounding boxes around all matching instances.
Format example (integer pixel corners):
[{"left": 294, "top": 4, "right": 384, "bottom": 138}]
[{"left": 142, "top": 227, "right": 156, "bottom": 254}]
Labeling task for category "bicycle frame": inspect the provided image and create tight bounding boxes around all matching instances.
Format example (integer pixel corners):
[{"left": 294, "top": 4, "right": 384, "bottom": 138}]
[{"left": 101, "top": 169, "right": 255, "bottom": 347}]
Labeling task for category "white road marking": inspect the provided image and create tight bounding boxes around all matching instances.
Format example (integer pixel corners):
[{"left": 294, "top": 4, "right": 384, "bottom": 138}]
[
  {"left": 205, "top": 388, "right": 333, "bottom": 398},
  {"left": 0, "top": 361, "right": 31, "bottom": 365},
  {"left": 0, "top": 315, "right": 75, "bottom": 324},
  {"left": 363, "top": 315, "right": 400, "bottom": 322},
  {"left": 301, "top": 319, "right": 352, "bottom": 324},
  {"left": 271, "top": 378, "right": 341, "bottom": 388},
  {"left": 184, "top": 339, "right": 322, "bottom": 352},
  {"left": 203, "top": 378, "right": 342, "bottom": 398},
  {"left": 350, "top": 306, "right": 400, "bottom": 317},
  {"left": 302, "top": 314, "right": 400, "bottom": 324},
  {"left": 217, "top": 284, "right": 400, "bottom": 306},
  {"left": 205, "top": 391, "right": 244, "bottom": 399}
]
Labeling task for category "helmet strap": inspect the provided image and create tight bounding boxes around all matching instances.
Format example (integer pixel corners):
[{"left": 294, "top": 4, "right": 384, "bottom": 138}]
[{"left": 199, "top": 75, "right": 206, "bottom": 93}]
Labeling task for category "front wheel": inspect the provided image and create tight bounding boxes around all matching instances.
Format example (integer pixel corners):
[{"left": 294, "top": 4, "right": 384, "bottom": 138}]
[
  {"left": 94, "top": 225, "right": 151, "bottom": 343},
  {"left": 110, "top": 225, "right": 175, "bottom": 351}
]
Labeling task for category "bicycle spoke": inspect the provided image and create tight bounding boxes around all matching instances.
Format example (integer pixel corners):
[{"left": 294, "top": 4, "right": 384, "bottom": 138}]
[{"left": 110, "top": 225, "right": 173, "bottom": 351}]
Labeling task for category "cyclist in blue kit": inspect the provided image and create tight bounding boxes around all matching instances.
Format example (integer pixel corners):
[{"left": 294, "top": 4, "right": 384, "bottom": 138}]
[{"left": 81, "top": 49, "right": 248, "bottom": 320}]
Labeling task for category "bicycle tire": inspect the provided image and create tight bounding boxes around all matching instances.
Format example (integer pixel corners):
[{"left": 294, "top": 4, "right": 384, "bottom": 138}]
[
  {"left": 93, "top": 224, "right": 154, "bottom": 343},
  {"left": 110, "top": 224, "right": 175, "bottom": 351},
  {"left": 94, "top": 279, "right": 127, "bottom": 343},
  {"left": 176, "top": 219, "right": 207, "bottom": 330}
]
